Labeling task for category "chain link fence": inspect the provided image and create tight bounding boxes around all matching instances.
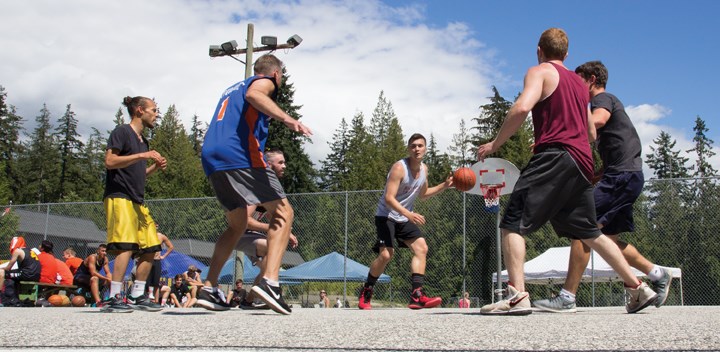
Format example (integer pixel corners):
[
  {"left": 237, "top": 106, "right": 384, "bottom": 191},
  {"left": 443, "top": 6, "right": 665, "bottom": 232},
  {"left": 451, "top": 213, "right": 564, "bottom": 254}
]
[{"left": 2, "top": 177, "right": 718, "bottom": 308}]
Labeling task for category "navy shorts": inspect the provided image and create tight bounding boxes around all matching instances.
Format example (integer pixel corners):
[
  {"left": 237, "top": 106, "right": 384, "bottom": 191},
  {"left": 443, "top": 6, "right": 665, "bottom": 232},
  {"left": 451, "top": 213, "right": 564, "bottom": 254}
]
[
  {"left": 373, "top": 216, "right": 423, "bottom": 253},
  {"left": 594, "top": 171, "right": 644, "bottom": 235},
  {"left": 208, "top": 167, "right": 286, "bottom": 211},
  {"left": 500, "top": 148, "right": 601, "bottom": 240}
]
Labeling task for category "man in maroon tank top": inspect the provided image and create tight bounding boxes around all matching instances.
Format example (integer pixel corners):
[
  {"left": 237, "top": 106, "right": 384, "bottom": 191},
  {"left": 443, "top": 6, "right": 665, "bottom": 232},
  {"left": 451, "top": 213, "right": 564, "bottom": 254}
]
[{"left": 476, "top": 28, "right": 657, "bottom": 315}]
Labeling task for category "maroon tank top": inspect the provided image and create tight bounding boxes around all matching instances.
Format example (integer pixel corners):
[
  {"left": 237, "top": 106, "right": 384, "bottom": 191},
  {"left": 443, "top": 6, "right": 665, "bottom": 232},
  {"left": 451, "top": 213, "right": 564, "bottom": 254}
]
[{"left": 531, "top": 62, "right": 593, "bottom": 181}]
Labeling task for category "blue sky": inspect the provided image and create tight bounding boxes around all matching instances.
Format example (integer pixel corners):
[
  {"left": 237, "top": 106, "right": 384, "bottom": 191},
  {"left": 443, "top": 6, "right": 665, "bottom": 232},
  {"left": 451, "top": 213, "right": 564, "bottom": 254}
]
[
  {"left": 387, "top": 0, "right": 719, "bottom": 141},
  {"left": 1, "top": 0, "right": 718, "bottom": 176}
]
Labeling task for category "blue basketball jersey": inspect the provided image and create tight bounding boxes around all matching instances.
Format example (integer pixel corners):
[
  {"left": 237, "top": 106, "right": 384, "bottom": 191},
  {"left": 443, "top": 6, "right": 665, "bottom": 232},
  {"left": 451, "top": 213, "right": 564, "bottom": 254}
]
[{"left": 201, "top": 75, "right": 277, "bottom": 175}]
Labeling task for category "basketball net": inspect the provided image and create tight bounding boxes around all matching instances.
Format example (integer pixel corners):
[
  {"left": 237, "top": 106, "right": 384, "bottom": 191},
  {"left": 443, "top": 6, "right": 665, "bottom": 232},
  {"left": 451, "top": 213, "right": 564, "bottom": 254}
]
[{"left": 480, "top": 185, "right": 502, "bottom": 210}]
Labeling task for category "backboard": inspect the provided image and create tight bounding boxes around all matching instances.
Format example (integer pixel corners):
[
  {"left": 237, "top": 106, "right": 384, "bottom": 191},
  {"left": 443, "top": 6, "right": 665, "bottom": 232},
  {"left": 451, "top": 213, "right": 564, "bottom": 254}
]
[{"left": 465, "top": 158, "right": 520, "bottom": 197}]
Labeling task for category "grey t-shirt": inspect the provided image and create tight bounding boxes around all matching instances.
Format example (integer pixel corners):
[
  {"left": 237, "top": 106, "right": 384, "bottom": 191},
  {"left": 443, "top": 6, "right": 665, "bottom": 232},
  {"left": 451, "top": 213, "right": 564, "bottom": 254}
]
[{"left": 593, "top": 92, "right": 642, "bottom": 172}]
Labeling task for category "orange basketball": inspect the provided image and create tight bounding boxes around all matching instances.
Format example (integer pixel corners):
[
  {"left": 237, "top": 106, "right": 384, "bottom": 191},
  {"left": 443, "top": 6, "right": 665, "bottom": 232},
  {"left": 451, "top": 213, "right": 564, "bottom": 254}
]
[
  {"left": 453, "top": 167, "right": 476, "bottom": 192},
  {"left": 71, "top": 295, "right": 86, "bottom": 307},
  {"left": 47, "top": 294, "right": 63, "bottom": 307}
]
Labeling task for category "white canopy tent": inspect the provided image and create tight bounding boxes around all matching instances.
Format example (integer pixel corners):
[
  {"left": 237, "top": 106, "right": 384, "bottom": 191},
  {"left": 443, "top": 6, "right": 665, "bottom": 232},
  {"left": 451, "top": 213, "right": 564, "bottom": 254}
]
[{"left": 492, "top": 247, "right": 683, "bottom": 305}]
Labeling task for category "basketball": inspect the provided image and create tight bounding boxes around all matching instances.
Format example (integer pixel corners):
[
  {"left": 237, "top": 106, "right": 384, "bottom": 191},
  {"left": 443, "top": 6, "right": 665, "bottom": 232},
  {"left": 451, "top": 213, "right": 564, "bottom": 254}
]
[
  {"left": 47, "top": 294, "right": 63, "bottom": 307},
  {"left": 71, "top": 295, "right": 86, "bottom": 307},
  {"left": 453, "top": 167, "right": 476, "bottom": 192}
]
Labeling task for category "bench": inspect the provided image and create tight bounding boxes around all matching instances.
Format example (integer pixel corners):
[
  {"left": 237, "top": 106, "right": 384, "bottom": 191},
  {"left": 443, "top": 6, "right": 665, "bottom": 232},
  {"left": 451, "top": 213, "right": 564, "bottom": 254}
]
[{"left": 18, "top": 281, "right": 78, "bottom": 302}]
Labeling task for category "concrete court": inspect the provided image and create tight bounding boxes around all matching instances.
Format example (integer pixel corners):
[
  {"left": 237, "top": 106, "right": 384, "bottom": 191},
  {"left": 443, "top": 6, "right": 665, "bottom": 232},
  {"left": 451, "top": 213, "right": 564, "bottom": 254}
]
[{"left": 0, "top": 305, "right": 717, "bottom": 351}]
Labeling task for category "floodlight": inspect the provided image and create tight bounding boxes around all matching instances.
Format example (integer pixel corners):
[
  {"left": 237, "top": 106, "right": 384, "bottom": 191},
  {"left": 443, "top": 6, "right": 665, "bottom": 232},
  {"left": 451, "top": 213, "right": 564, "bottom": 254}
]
[
  {"left": 286, "top": 34, "right": 302, "bottom": 47},
  {"left": 261, "top": 36, "right": 278, "bottom": 46}
]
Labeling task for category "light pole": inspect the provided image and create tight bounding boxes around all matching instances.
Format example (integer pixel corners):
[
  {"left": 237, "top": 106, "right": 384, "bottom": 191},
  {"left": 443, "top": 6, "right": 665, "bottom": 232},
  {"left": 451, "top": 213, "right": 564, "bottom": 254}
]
[{"left": 209, "top": 23, "right": 303, "bottom": 79}]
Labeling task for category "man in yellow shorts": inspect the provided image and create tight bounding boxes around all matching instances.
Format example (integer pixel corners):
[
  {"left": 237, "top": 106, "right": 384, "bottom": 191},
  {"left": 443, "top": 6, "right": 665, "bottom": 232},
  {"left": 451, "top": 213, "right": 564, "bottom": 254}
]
[{"left": 102, "top": 95, "right": 167, "bottom": 313}]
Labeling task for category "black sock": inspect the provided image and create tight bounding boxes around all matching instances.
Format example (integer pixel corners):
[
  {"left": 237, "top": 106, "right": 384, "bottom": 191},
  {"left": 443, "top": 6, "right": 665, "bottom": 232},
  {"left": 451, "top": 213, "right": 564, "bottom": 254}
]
[
  {"left": 411, "top": 273, "right": 424, "bottom": 291},
  {"left": 365, "top": 274, "right": 379, "bottom": 288}
]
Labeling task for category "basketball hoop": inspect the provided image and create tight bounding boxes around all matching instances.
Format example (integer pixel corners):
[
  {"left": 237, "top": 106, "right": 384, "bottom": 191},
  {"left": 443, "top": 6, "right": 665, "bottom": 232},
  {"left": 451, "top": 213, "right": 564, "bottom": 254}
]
[{"left": 480, "top": 184, "right": 503, "bottom": 212}]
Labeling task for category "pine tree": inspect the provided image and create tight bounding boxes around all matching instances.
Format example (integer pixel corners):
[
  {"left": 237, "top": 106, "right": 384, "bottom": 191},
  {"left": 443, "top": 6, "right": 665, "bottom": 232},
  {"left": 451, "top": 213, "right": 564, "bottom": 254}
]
[
  {"left": 265, "top": 71, "right": 318, "bottom": 193},
  {"left": 646, "top": 131, "right": 690, "bottom": 179},
  {"left": 189, "top": 113, "right": 206, "bottom": 157},
  {"left": 146, "top": 105, "right": 206, "bottom": 198},
  {"left": 369, "top": 91, "right": 405, "bottom": 166},
  {"left": 0, "top": 86, "right": 24, "bottom": 203},
  {"left": 345, "top": 112, "right": 382, "bottom": 190},
  {"left": 320, "top": 117, "right": 351, "bottom": 191},
  {"left": 54, "top": 104, "right": 85, "bottom": 199},
  {"left": 686, "top": 116, "right": 717, "bottom": 178},
  {"left": 18, "top": 104, "right": 61, "bottom": 203},
  {"left": 77, "top": 127, "right": 106, "bottom": 201},
  {"left": 447, "top": 118, "right": 474, "bottom": 168},
  {"left": 425, "top": 133, "right": 452, "bottom": 185},
  {"left": 470, "top": 87, "right": 533, "bottom": 168}
]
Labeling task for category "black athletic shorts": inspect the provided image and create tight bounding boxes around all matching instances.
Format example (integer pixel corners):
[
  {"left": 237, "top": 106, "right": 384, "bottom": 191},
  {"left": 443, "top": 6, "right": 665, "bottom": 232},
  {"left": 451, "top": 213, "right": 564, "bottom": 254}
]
[
  {"left": 147, "top": 259, "right": 161, "bottom": 286},
  {"left": 595, "top": 171, "right": 644, "bottom": 235},
  {"left": 373, "top": 216, "right": 423, "bottom": 253},
  {"left": 500, "top": 148, "right": 601, "bottom": 240}
]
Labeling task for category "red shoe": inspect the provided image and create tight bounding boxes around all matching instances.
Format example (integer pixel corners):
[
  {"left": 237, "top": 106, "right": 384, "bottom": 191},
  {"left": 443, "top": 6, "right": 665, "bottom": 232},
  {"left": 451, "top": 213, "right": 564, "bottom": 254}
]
[
  {"left": 408, "top": 288, "right": 442, "bottom": 309},
  {"left": 358, "top": 286, "right": 373, "bottom": 310}
]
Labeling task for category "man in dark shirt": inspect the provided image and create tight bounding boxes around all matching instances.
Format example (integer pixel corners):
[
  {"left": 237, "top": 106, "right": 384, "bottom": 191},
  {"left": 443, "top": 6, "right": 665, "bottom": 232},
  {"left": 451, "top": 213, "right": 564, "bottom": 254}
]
[
  {"left": 476, "top": 28, "right": 657, "bottom": 315},
  {"left": 534, "top": 61, "right": 673, "bottom": 313},
  {"left": 102, "top": 95, "right": 167, "bottom": 313},
  {"left": 0, "top": 237, "right": 40, "bottom": 306}
]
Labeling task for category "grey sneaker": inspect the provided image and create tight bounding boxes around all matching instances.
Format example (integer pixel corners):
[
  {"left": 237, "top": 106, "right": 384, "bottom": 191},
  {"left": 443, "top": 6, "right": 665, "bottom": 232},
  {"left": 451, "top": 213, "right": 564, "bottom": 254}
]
[
  {"left": 533, "top": 294, "right": 577, "bottom": 313},
  {"left": 101, "top": 296, "right": 133, "bottom": 313},
  {"left": 625, "top": 282, "right": 657, "bottom": 314},
  {"left": 480, "top": 285, "right": 532, "bottom": 316},
  {"left": 652, "top": 268, "right": 673, "bottom": 308},
  {"left": 127, "top": 294, "right": 163, "bottom": 312},
  {"left": 196, "top": 288, "right": 231, "bottom": 311}
]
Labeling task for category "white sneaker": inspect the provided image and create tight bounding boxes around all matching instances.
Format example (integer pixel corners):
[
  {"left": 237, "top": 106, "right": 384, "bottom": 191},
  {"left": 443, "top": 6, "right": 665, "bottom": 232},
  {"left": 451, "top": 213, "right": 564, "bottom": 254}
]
[
  {"left": 480, "top": 285, "right": 532, "bottom": 316},
  {"left": 626, "top": 282, "right": 657, "bottom": 313}
]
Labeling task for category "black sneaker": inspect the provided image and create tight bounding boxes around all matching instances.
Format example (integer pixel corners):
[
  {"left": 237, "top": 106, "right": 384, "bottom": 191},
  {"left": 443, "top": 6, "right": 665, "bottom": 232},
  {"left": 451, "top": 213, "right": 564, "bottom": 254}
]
[
  {"left": 251, "top": 279, "right": 291, "bottom": 315},
  {"left": 196, "top": 288, "right": 231, "bottom": 311},
  {"left": 101, "top": 296, "right": 133, "bottom": 313},
  {"left": 127, "top": 294, "right": 163, "bottom": 312},
  {"left": 238, "top": 299, "right": 256, "bottom": 310}
]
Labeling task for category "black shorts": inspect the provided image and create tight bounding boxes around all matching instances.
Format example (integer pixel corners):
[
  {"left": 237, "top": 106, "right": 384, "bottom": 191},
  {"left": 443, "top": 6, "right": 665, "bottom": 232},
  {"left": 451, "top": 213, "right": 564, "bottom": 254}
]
[
  {"left": 73, "top": 274, "right": 91, "bottom": 289},
  {"left": 500, "top": 148, "right": 601, "bottom": 240},
  {"left": 147, "top": 259, "right": 161, "bottom": 286},
  {"left": 595, "top": 171, "right": 644, "bottom": 235},
  {"left": 208, "top": 168, "right": 286, "bottom": 211},
  {"left": 373, "top": 216, "right": 423, "bottom": 253}
]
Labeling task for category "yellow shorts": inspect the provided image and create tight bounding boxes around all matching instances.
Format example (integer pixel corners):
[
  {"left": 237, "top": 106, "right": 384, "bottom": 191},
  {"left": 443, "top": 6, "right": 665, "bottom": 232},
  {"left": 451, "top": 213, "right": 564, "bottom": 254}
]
[{"left": 104, "top": 197, "right": 161, "bottom": 255}]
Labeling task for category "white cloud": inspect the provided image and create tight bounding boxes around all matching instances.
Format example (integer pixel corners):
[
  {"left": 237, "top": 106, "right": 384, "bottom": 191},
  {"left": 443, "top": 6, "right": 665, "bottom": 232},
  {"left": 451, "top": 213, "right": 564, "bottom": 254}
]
[
  {"left": 0, "top": 0, "right": 494, "bottom": 166},
  {"left": 627, "top": 104, "right": 719, "bottom": 178}
]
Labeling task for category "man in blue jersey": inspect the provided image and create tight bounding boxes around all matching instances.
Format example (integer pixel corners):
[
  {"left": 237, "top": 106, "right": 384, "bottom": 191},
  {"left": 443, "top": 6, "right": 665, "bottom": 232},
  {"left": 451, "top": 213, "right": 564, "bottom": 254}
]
[
  {"left": 358, "top": 133, "right": 453, "bottom": 310},
  {"left": 200, "top": 54, "right": 311, "bottom": 315}
]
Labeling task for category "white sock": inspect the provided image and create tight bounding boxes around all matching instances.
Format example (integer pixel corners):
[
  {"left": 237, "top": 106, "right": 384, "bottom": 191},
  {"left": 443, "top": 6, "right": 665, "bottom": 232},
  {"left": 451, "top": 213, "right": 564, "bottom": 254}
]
[
  {"left": 647, "top": 265, "right": 663, "bottom": 281},
  {"left": 559, "top": 289, "right": 576, "bottom": 302},
  {"left": 110, "top": 281, "right": 123, "bottom": 297},
  {"left": 148, "top": 286, "right": 155, "bottom": 299},
  {"left": 131, "top": 281, "right": 146, "bottom": 297},
  {"left": 264, "top": 278, "right": 279, "bottom": 287}
]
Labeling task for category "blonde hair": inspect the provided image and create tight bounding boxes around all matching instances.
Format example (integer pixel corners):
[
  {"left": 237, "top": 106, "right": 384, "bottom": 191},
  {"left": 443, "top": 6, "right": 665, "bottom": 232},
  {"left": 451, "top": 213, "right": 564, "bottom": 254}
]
[{"left": 538, "top": 28, "right": 568, "bottom": 60}]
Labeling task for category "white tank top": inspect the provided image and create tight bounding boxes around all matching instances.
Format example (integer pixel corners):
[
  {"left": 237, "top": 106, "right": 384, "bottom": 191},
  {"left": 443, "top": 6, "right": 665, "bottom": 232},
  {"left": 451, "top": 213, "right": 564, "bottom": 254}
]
[{"left": 376, "top": 158, "right": 426, "bottom": 222}]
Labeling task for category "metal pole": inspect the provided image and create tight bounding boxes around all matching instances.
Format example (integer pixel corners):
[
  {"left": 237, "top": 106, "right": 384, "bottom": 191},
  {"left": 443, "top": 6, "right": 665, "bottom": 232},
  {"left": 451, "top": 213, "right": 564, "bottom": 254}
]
[
  {"left": 591, "top": 249, "right": 595, "bottom": 307},
  {"left": 343, "top": 191, "right": 348, "bottom": 306},
  {"left": 462, "top": 192, "right": 466, "bottom": 297},
  {"left": 495, "top": 211, "right": 502, "bottom": 302},
  {"left": 245, "top": 23, "right": 254, "bottom": 79}
]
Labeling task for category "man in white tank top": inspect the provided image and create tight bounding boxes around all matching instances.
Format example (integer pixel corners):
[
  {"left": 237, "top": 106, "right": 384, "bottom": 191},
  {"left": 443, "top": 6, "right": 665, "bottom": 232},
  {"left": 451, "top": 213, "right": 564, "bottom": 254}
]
[{"left": 358, "top": 133, "right": 453, "bottom": 310}]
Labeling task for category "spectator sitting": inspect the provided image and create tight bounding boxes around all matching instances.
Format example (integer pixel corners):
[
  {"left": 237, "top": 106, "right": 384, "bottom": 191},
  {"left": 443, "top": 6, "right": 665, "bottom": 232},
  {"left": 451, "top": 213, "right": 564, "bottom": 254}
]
[
  {"left": 55, "top": 258, "right": 73, "bottom": 286},
  {"left": 458, "top": 291, "right": 471, "bottom": 308},
  {"left": 182, "top": 265, "right": 204, "bottom": 305},
  {"left": 73, "top": 244, "right": 112, "bottom": 307},
  {"left": 166, "top": 274, "right": 192, "bottom": 308},
  {"left": 63, "top": 247, "right": 84, "bottom": 276},
  {"left": 318, "top": 290, "right": 330, "bottom": 308},
  {"left": 227, "top": 279, "right": 247, "bottom": 308},
  {"left": 0, "top": 237, "right": 41, "bottom": 306},
  {"left": 37, "top": 240, "right": 58, "bottom": 284}
]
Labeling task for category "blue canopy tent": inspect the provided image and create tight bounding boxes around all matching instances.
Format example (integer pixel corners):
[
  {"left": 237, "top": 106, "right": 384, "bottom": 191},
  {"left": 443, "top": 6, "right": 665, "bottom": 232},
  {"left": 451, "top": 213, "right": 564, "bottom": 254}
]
[
  {"left": 204, "top": 255, "right": 298, "bottom": 285},
  {"left": 280, "top": 251, "right": 390, "bottom": 282},
  {"left": 103, "top": 250, "right": 208, "bottom": 280},
  {"left": 278, "top": 252, "right": 391, "bottom": 307}
]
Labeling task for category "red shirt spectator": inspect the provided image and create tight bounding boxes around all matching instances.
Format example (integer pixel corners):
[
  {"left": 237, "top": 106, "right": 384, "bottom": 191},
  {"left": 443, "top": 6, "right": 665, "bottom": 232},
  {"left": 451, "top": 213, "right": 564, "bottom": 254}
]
[{"left": 55, "top": 258, "right": 73, "bottom": 285}]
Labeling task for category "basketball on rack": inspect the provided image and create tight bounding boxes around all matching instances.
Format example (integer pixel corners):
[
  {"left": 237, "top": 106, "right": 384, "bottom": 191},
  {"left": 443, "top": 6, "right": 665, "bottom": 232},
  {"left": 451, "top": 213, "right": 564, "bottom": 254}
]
[
  {"left": 47, "top": 294, "right": 63, "bottom": 307},
  {"left": 453, "top": 167, "right": 476, "bottom": 192},
  {"left": 71, "top": 295, "right": 86, "bottom": 307}
]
